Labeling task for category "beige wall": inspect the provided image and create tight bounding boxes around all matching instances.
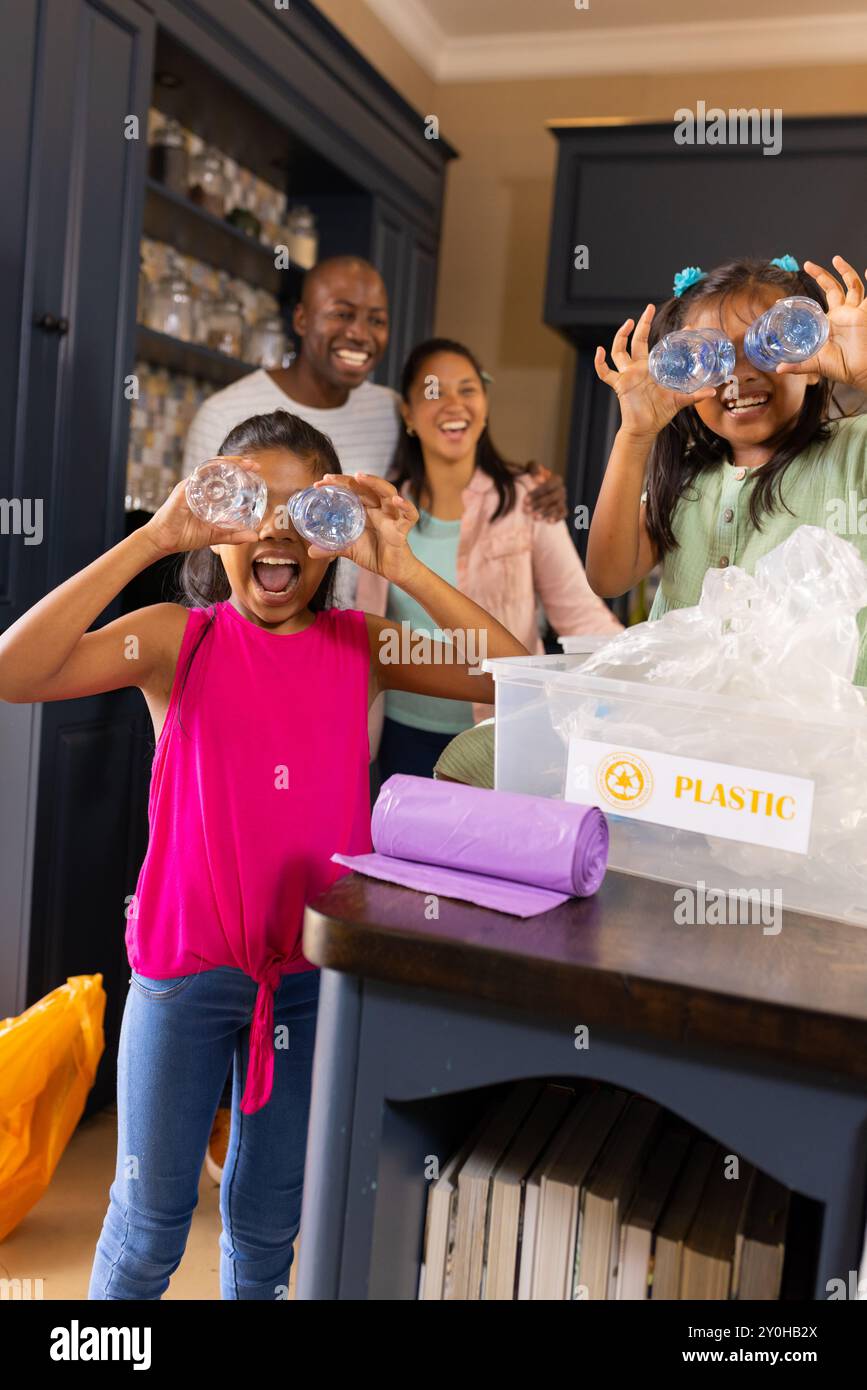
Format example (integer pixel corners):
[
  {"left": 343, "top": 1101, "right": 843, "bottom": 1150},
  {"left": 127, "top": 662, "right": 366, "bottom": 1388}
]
[
  {"left": 315, "top": 4, "right": 867, "bottom": 471},
  {"left": 435, "top": 67, "right": 867, "bottom": 471}
]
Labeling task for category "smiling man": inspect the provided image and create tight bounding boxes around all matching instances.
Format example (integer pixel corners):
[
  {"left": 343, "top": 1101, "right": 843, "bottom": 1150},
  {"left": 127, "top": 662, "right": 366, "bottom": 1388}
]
[
  {"left": 184, "top": 261, "right": 396, "bottom": 469},
  {"left": 183, "top": 257, "right": 401, "bottom": 606},
  {"left": 183, "top": 256, "right": 565, "bottom": 607}
]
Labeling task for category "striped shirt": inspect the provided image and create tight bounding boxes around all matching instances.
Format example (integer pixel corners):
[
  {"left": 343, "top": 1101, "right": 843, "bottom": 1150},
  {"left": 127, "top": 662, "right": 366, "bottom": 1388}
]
[{"left": 181, "top": 370, "right": 401, "bottom": 606}]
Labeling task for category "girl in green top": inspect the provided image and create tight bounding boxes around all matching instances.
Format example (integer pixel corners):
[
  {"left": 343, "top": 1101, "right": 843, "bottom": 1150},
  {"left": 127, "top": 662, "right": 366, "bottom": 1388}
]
[{"left": 588, "top": 253, "right": 867, "bottom": 685}]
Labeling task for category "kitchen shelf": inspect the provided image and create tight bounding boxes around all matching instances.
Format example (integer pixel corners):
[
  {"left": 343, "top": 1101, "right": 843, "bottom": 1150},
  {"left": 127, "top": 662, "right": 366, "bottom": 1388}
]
[
  {"left": 135, "top": 324, "right": 258, "bottom": 387},
  {"left": 151, "top": 29, "right": 364, "bottom": 197},
  {"left": 143, "top": 179, "right": 306, "bottom": 296}
]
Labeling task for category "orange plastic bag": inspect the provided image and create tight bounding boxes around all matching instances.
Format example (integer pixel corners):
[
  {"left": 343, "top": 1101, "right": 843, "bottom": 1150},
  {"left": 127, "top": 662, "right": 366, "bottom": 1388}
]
[{"left": 0, "top": 974, "right": 105, "bottom": 1241}]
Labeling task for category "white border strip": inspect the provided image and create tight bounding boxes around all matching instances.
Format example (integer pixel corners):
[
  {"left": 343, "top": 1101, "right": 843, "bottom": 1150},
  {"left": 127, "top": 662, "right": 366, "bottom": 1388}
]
[{"left": 365, "top": 3, "right": 867, "bottom": 82}]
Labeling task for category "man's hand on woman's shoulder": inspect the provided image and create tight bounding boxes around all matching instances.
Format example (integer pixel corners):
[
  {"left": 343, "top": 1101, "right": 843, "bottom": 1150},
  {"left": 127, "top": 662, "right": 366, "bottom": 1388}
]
[{"left": 521, "top": 460, "right": 568, "bottom": 523}]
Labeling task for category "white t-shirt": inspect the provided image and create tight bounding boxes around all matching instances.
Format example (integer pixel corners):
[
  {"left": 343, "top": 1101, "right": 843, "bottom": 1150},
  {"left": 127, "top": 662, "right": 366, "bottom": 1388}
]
[{"left": 181, "top": 370, "right": 402, "bottom": 606}]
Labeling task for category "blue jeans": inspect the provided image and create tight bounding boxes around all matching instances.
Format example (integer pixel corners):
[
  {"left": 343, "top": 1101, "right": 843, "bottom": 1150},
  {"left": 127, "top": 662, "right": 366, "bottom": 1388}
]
[{"left": 88, "top": 964, "right": 320, "bottom": 1300}]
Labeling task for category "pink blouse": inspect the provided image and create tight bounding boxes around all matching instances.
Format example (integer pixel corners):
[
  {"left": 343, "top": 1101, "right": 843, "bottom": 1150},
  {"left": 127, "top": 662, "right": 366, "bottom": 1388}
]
[{"left": 357, "top": 470, "right": 622, "bottom": 725}]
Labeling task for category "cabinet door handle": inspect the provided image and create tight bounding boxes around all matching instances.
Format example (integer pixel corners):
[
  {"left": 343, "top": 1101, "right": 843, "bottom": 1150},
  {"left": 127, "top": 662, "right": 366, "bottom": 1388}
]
[{"left": 35, "top": 313, "right": 69, "bottom": 335}]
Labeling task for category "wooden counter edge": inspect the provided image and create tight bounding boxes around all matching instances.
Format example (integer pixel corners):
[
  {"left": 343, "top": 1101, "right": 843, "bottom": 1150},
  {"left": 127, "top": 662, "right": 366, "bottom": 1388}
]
[{"left": 303, "top": 906, "right": 867, "bottom": 1087}]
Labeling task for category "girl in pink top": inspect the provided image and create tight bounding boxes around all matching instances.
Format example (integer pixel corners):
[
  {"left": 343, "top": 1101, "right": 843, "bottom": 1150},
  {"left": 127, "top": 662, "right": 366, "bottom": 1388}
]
[
  {"left": 357, "top": 339, "right": 622, "bottom": 775},
  {"left": 0, "top": 409, "right": 527, "bottom": 1299}
]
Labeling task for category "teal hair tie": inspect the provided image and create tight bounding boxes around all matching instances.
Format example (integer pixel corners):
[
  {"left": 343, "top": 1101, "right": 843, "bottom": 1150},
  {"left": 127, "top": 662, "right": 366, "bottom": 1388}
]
[
  {"left": 770, "top": 254, "right": 799, "bottom": 272},
  {"left": 673, "top": 265, "right": 705, "bottom": 298}
]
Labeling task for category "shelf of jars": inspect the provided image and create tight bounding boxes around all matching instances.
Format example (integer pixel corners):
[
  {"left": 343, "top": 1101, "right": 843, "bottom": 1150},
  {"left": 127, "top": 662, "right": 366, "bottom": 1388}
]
[
  {"left": 136, "top": 238, "right": 294, "bottom": 388},
  {"left": 125, "top": 113, "right": 312, "bottom": 521},
  {"left": 135, "top": 324, "right": 258, "bottom": 389},
  {"left": 138, "top": 117, "right": 314, "bottom": 385},
  {"left": 145, "top": 114, "right": 319, "bottom": 298},
  {"left": 142, "top": 180, "right": 305, "bottom": 297}
]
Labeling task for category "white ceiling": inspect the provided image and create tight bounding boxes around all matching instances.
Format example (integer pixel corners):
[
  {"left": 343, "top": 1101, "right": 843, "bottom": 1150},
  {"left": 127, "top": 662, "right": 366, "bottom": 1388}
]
[
  {"left": 412, "top": 0, "right": 866, "bottom": 37},
  {"left": 365, "top": 0, "right": 867, "bottom": 80}
]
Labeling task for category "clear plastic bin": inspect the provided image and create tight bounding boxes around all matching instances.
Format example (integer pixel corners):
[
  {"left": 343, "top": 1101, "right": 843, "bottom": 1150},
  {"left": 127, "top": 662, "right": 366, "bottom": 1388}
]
[
  {"left": 484, "top": 652, "right": 867, "bottom": 926},
  {"left": 557, "top": 635, "right": 612, "bottom": 655}
]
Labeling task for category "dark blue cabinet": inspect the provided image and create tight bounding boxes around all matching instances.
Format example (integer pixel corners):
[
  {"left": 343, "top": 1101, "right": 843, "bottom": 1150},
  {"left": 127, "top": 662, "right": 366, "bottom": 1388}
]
[
  {"left": 545, "top": 117, "right": 867, "bottom": 338},
  {"left": 5, "top": 0, "right": 152, "bottom": 622},
  {"left": 1, "top": 0, "right": 154, "bottom": 1112},
  {"left": 372, "top": 201, "right": 439, "bottom": 389}
]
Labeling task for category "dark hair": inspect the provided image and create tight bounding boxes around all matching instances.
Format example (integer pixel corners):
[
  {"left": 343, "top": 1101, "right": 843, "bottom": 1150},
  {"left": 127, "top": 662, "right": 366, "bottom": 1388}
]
[
  {"left": 178, "top": 409, "right": 339, "bottom": 609},
  {"left": 173, "top": 410, "right": 340, "bottom": 730},
  {"left": 644, "top": 258, "right": 835, "bottom": 555},
  {"left": 390, "top": 337, "right": 532, "bottom": 522}
]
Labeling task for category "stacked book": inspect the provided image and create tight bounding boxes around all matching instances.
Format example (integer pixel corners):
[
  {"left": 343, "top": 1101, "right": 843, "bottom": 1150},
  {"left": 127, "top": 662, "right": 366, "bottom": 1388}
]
[{"left": 418, "top": 1081, "right": 790, "bottom": 1301}]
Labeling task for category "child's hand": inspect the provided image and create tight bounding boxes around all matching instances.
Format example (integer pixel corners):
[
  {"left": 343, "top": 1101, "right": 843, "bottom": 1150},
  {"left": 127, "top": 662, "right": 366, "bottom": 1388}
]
[
  {"left": 307, "top": 473, "right": 419, "bottom": 584},
  {"left": 143, "top": 457, "right": 263, "bottom": 556},
  {"left": 594, "top": 304, "right": 717, "bottom": 439},
  {"left": 776, "top": 256, "right": 867, "bottom": 392}
]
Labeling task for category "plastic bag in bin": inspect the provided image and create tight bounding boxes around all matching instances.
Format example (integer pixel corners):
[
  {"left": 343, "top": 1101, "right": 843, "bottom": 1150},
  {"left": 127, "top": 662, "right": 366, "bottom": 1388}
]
[
  {"left": 575, "top": 525, "right": 867, "bottom": 712},
  {"left": 548, "top": 526, "right": 867, "bottom": 896},
  {"left": 0, "top": 974, "right": 105, "bottom": 1241}
]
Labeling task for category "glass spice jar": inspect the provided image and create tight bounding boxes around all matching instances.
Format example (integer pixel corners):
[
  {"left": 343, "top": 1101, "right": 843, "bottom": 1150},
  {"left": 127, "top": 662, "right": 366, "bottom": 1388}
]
[
  {"left": 203, "top": 276, "right": 245, "bottom": 357},
  {"left": 148, "top": 116, "right": 189, "bottom": 196},
  {"left": 285, "top": 206, "right": 318, "bottom": 269},
  {"left": 245, "top": 314, "right": 287, "bottom": 370},
  {"left": 225, "top": 192, "right": 263, "bottom": 241},
  {"left": 193, "top": 285, "right": 215, "bottom": 346},
  {"left": 189, "top": 146, "right": 227, "bottom": 217},
  {"left": 143, "top": 253, "right": 195, "bottom": 341}
]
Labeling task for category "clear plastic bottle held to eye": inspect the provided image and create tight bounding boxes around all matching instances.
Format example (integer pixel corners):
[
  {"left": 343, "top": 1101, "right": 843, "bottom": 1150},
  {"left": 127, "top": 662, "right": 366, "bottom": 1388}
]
[
  {"left": 744, "top": 297, "right": 829, "bottom": 372},
  {"left": 287, "top": 485, "right": 365, "bottom": 551},
  {"left": 648, "top": 329, "right": 736, "bottom": 393},
  {"left": 185, "top": 458, "right": 267, "bottom": 530}
]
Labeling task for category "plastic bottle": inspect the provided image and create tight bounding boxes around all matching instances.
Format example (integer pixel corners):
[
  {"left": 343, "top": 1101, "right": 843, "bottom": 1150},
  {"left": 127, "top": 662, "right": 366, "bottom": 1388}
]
[
  {"left": 288, "top": 484, "right": 365, "bottom": 551},
  {"left": 744, "top": 297, "right": 829, "bottom": 372},
  {"left": 648, "top": 328, "right": 736, "bottom": 393},
  {"left": 185, "top": 458, "right": 267, "bottom": 530}
]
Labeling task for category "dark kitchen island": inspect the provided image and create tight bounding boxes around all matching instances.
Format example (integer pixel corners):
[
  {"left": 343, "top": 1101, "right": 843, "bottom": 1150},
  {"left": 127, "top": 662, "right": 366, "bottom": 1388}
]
[{"left": 296, "top": 870, "right": 867, "bottom": 1300}]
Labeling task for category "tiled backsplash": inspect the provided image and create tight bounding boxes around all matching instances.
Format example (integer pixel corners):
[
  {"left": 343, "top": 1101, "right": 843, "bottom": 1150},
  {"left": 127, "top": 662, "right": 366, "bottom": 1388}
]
[{"left": 127, "top": 363, "right": 217, "bottom": 511}]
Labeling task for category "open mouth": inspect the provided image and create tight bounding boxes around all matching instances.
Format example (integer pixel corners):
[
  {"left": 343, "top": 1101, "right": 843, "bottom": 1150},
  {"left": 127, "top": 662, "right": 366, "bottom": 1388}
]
[
  {"left": 723, "top": 392, "right": 771, "bottom": 416},
  {"left": 438, "top": 418, "right": 470, "bottom": 439},
  {"left": 252, "top": 555, "right": 301, "bottom": 602},
  {"left": 333, "top": 347, "right": 371, "bottom": 370}
]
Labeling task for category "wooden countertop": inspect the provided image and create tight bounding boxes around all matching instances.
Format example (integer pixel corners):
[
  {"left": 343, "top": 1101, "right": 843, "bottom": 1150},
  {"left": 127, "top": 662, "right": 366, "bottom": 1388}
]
[{"left": 303, "top": 870, "right": 867, "bottom": 1084}]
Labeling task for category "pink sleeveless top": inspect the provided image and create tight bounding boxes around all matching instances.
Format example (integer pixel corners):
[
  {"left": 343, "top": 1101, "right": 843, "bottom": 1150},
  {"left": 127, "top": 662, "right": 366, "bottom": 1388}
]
[{"left": 126, "top": 600, "right": 372, "bottom": 1114}]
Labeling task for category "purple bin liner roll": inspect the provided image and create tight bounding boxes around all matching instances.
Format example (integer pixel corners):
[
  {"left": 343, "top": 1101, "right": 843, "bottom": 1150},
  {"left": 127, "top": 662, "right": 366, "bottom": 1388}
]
[{"left": 332, "top": 775, "right": 609, "bottom": 917}]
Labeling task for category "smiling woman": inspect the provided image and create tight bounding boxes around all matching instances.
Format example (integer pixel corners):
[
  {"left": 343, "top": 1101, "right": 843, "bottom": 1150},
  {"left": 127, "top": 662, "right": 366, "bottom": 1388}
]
[{"left": 356, "top": 335, "right": 622, "bottom": 779}]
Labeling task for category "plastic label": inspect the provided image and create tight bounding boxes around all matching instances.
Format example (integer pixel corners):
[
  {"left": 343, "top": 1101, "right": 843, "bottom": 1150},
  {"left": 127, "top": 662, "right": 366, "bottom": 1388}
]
[{"left": 565, "top": 738, "right": 815, "bottom": 854}]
